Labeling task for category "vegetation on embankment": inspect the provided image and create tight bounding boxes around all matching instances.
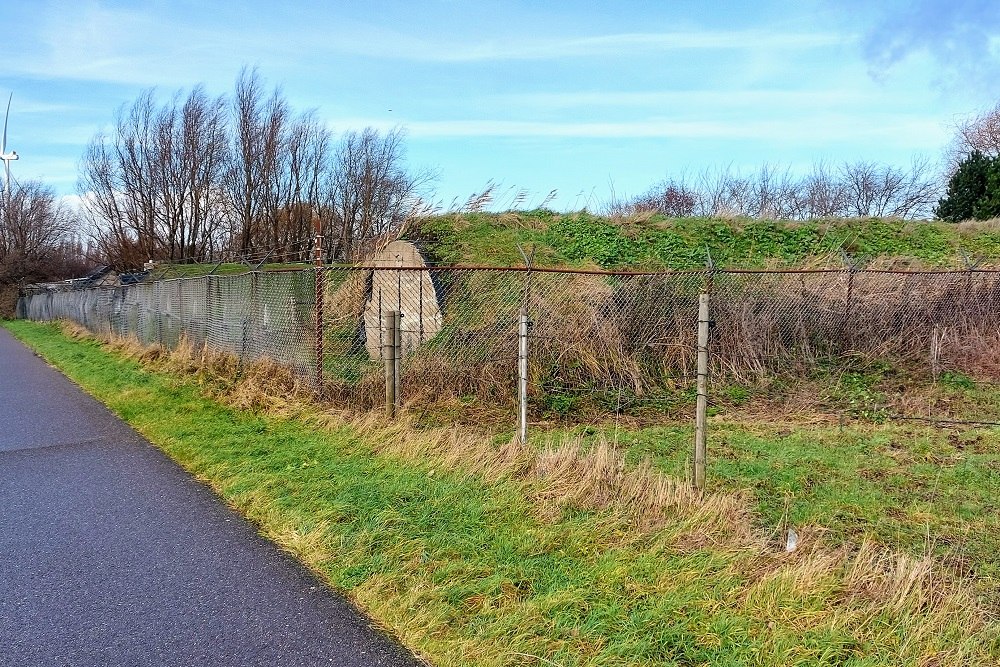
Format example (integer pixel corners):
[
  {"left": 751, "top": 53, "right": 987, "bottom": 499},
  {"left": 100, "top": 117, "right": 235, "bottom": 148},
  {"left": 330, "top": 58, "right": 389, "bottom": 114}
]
[
  {"left": 6, "top": 319, "right": 999, "bottom": 667},
  {"left": 407, "top": 211, "right": 1000, "bottom": 269}
]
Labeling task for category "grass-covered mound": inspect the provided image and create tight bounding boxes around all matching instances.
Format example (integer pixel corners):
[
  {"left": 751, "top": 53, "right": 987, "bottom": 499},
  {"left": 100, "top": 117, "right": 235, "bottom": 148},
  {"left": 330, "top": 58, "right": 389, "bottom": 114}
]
[{"left": 408, "top": 211, "right": 1000, "bottom": 269}]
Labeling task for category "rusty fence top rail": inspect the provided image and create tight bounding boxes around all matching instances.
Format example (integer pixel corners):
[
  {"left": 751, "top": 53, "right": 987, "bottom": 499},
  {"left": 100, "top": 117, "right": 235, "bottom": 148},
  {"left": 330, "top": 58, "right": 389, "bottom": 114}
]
[{"left": 21, "top": 264, "right": 1000, "bottom": 295}]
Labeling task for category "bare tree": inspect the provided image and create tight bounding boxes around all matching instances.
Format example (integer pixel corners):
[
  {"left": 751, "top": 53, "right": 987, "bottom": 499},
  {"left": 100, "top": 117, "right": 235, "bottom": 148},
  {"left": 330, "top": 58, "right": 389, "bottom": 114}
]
[
  {"left": 222, "top": 67, "right": 291, "bottom": 257},
  {"left": 746, "top": 163, "right": 802, "bottom": 219},
  {"left": 796, "top": 161, "right": 848, "bottom": 219},
  {"left": 947, "top": 102, "right": 1000, "bottom": 172},
  {"left": 79, "top": 91, "right": 160, "bottom": 268},
  {"left": 0, "top": 180, "right": 75, "bottom": 271},
  {"left": 80, "top": 87, "right": 231, "bottom": 268},
  {"left": 278, "top": 111, "right": 332, "bottom": 261},
  {"left": 158, "top": 86, "right": 230, "bottom": 262},
  {"left": 0, "top": 180, "right": 86, "bottom": 315},
  {"left": 326, "top": 126, "right": 433, "bottom": 260},
  {"left": 79, "top": 70, "right": 434, "bottom": 267},
  {"left": 889, "top": 157, "right": 941, "bottom": 219},
  {"left": 625, "top": 179, "right": 697, "bottom": 217},
  {"left": 692, "top": 166, "right": 736, "bottom": 217},
  {"left": 625, "top": 158, "right": 939, "bottom": 222},
  {"left": 841, "top": 158, "right": 938, "bottom": 219}
]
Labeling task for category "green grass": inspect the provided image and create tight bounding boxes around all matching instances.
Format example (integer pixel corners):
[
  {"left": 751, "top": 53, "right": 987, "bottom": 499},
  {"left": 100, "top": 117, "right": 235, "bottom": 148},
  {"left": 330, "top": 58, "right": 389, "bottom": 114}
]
[
  {"left": 407, "top": 212, "right": 1000, "bottom": 270},
  {"left": 6, "top": 319, "right": 1000, "bottom": 666},
  {"left": 536, "top": 420, "right": 1000, "bottom": 595}
]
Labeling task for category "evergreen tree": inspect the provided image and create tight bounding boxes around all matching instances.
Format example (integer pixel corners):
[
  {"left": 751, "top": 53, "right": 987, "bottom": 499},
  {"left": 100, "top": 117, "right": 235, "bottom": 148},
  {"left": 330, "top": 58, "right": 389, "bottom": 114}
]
[{"left": 935, "top": 151, "right": 1000, "bottom": 221}]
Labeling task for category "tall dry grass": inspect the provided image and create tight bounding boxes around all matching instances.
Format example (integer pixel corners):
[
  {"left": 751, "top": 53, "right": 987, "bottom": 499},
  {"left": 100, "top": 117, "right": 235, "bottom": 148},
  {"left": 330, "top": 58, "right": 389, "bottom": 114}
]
[{"left": 331, "top": 268, "right": 1000, "bottom": 412}]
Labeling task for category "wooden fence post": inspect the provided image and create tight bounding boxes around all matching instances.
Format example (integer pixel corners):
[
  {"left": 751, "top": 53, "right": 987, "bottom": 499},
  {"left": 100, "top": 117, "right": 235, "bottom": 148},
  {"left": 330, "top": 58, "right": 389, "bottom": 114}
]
[{"left": 694, "top": 291, "right": 710, "bottom": 492}]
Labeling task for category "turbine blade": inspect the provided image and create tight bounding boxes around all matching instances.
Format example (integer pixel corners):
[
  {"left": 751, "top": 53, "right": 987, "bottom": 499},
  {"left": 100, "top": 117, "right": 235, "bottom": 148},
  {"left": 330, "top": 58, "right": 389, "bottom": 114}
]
[{"left": 1, "top": 93, "right": 9, "bottom": 154}]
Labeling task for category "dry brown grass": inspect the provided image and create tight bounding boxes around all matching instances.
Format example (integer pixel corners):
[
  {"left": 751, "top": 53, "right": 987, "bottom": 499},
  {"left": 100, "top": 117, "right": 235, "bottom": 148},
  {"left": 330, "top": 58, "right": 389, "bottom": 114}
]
[
  {"left": 325, "top": 271, "right": 368, "bottom": 324},
  {"left": 59, "top": 320, "right": 751, "bottom": 544},
  {"left": 393, "top": 268, "right": 1000, "bottom": 408},
  {"left": 0, "top": 284, "right": 20, "bottom": 319},
  {"left": 65, "top": 322, "right": 312, "bottom": 414},
  {"left": 315, "top": 410, "right": 751, "bottom": 549},
  {"left": 955, "top": 216, "right": 1000, "bottom": 236}
]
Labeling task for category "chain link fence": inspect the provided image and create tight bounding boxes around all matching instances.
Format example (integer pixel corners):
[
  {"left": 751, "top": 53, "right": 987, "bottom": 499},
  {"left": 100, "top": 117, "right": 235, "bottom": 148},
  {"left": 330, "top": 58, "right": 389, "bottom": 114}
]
[
  {"left": 19, "top": 266, "right": 1000, "bottom": 418},
  {"left": 318, "top": 265, "right": 1000, "bottom": 412},
  {"left": 21, "top": 271, "right": 317, "bottom": 378}
]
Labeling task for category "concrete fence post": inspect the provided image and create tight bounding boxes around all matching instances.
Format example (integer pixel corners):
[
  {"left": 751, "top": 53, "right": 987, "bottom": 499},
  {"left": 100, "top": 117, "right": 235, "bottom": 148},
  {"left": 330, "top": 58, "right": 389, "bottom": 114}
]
[{"left": 694, "top": 292, "right": 710, "bottom": 492}]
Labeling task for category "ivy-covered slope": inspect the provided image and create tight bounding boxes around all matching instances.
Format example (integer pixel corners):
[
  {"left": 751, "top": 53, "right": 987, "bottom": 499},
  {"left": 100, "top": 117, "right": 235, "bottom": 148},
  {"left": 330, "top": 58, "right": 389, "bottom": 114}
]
[{"left": 407, "top": 210, "right": 1000, "bottom": 269}]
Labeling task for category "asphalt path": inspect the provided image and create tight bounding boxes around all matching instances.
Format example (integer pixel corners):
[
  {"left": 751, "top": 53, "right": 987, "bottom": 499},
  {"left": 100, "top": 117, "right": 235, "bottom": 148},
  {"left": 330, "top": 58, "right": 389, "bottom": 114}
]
[{"left": 0, "top": 328, "right": 422, "bottom": 667}]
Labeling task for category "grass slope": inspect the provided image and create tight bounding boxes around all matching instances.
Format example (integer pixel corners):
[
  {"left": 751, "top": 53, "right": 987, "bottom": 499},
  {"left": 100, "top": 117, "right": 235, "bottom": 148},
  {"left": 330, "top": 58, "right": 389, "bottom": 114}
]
[
  {"left": 409, "top": 212, "right": 1000, "bottom": 269},
  {"left": 6, "top": 320, "right": 999, "bottom": 667}
]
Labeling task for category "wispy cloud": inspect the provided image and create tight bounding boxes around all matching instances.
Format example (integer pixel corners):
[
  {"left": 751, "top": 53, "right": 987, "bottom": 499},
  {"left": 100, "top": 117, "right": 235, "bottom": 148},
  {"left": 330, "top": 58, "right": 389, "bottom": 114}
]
[
  {"left": 0, "top": 97, "right": 85, "bottom": 115},
  {"left": 8, "top": 4, "right": 290, "bottom": 87},
  {"left": 326, "top": 116, "right": 948, "bottom": 148},
  {"left": 849, "top": 0, "right": 1000, "bottom": 90},
  {"left": 10, "top": 2, "right": 849, "bottom": 89},
  {"left": 343, "top": 30, "right": 848, "bottom": 62},
  {"left": 493, "top": 89, "right": 883, "bottom": 111}
]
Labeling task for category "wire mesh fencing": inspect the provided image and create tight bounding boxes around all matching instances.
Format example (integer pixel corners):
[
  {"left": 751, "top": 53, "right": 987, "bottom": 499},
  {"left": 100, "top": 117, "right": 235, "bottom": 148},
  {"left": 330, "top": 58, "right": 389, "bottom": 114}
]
[
  {"left": 21, "top": 270, "right": 317, "bottom": 379},
  {"left": 19, "top": 266, "right": 1000, "bottom": 420}
]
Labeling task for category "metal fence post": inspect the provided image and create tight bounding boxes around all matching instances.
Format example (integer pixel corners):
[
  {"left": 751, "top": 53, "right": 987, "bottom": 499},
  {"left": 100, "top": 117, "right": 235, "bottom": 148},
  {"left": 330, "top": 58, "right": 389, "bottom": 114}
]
[
  {"left": 516, "top": 245, "right": 537, "bottom": 446},
  {"left": 176, "top": 280, "right": 184, "bottom": 343},
  {"left": 518, "top": 311, "right": 530, "bottom": 445},
  {"left": 156, "top": 281, "right": 163, "bottom": 347},
  {"left": 394, "top": 310, "right": 402, "bottom": 411},
  {"left": 383, "top": 310, "right": 399, "bottom": 418},
  {"left": 313, "top": 215, "right": 325, "bottom": 387},
  {"left": 841, "top": 251, "right": 857, "bottom": 346},
  {"left": 694, "top": 291, "right": 710, "bottom": 492},
  {"left": 204, "top": 276, "right": 212, "bottom": 350}
]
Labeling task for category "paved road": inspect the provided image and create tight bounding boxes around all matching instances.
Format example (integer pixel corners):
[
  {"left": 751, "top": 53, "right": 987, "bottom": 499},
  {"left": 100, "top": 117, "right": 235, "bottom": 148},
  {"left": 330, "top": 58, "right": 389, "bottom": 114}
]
[{"left": 0, "top": 328, "right": 422, "bottom": 667}]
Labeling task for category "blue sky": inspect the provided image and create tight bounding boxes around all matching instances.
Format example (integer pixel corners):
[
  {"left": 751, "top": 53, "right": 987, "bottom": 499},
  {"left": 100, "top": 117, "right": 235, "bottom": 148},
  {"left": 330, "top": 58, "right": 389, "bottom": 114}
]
[{"left": 2, "top": 0, "right": 998, "bottom": 210}]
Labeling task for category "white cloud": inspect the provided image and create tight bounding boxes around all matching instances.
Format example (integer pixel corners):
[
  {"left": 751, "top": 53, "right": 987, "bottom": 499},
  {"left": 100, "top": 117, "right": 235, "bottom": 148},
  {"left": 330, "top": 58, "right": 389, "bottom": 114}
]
[
  {"left": 7, "top": 4, "right": 289, "bottom": 87},
  {"left": 326, "top": 116, "right": 948, "bottom": 148},
  {"left": 494, "top": 89, "right": 882, "bottom": 110},
  {"left": 335, "top": 29, "right": 849, "bottom": 62},
  {"left": 7, "top": 1, "right": 849, "bottom": 89}
]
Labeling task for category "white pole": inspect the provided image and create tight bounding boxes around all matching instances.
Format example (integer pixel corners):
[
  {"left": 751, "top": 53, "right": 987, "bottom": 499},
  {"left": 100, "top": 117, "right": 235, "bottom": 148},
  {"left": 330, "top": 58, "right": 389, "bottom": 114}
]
[
  {"left": 694, "top": 292, "right": 710, "bottom": 491},
  {"left": 518, "top": 311, "right": 529, "bottom": 444}
]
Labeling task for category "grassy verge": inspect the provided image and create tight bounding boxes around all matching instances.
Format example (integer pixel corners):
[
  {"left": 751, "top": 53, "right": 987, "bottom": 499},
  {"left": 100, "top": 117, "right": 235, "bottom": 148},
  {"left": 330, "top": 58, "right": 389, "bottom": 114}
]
[
  {"left": 534, "top": 419, "right": 1000, "bottom": 597},
  {"left": 5, "top": 319, "right": 999, "bottom": 666}
]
